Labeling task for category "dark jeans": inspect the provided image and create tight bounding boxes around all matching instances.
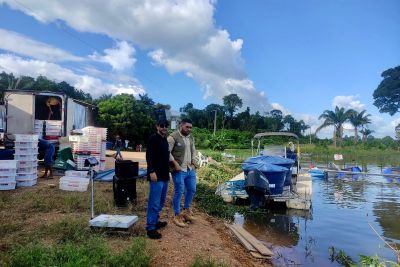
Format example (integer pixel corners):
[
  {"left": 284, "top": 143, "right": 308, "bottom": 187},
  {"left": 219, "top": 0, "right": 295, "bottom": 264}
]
[{"left": 146, "top": 180, "right": 169, "bottom": 231}]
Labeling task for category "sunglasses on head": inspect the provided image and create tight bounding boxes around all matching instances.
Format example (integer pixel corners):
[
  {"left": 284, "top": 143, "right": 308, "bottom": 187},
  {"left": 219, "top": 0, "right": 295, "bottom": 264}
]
[{"left": 158, "top": 124, "right": 168, "bottom": 128}]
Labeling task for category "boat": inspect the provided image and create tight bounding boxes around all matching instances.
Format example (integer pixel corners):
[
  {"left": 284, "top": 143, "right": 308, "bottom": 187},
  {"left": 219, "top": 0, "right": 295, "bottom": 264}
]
[
  {"left": 308, "top": 167, "right": 326, "bottom": 178},
  {"left": 243, "top": 155, "right": 295, "bottom": 187},
  {"left": 216, "top": 132, "right": 312, "bottom": 210}
]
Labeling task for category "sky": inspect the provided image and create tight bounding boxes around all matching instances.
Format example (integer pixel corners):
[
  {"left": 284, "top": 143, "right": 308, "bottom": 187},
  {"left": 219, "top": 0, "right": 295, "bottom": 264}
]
[{"left": 0, "top": 0, "right": 399, "bottom": 138}]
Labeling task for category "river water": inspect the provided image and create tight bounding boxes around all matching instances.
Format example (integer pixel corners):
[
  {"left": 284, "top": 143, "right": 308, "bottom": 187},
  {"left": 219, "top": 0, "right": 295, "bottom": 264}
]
[{"left": 235, "top": 165, "right": 400, "bottom": 266}]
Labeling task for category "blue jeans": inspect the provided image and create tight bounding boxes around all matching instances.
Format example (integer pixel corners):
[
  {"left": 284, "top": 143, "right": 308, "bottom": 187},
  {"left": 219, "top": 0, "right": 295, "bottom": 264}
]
[
  {"left": 172, "top": 169, "right": 196, "bottom": 215},
  {"left": 115, "top": 148, "right": 122, "bottom": 158},
  {"left": 146, "top": 180, "right": 169, "bottom": 231}
]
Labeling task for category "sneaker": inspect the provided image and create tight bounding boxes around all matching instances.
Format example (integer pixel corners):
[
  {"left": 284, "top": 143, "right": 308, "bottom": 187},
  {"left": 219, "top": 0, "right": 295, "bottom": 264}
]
[
  {"left": 173, "top": 214, "right": 188, "bottom": 227},
  {"left": 181, "top": 209, "right": 195, "bottom": 222},
  {"left": 155, "top": 221, "right": 168, "bottom": 230},
  {"left": 147, "top": 229, "right": 162, "bottom": 239}
]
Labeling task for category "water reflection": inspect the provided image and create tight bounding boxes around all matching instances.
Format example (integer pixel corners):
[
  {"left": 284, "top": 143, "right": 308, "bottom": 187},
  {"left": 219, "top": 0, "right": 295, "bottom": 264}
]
[
  {"left": 237, "top": 209, "right": 311, "bottom": 247},
  {"left": 373, "top": 184, "right": 400, "bottom": 246},
  {"left": 239, "top": 165, "right": 400, "bottom": 266}
]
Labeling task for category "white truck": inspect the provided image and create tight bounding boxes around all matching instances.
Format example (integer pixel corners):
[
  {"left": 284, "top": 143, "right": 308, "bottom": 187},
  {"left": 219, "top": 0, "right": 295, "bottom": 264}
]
[{"left": 1, "top": 90, "right": 96, "bottom": 146}]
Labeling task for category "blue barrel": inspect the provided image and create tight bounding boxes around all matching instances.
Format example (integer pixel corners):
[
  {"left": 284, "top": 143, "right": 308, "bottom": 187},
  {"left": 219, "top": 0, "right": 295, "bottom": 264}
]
[
  {"left": 242, "top": 162, "right": 288, "bottom": 195},
  {"left": 0, "top": 149, "right": 15, "bottom": 160},
  {"left": 244, "top": 156, "right": 295, "bottom": 186}
]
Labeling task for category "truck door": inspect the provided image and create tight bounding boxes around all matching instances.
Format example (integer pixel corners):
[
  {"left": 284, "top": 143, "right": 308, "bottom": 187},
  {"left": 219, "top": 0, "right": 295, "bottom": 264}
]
[{"left": 6, "top": 93, "right": 34, "bottom": 134}]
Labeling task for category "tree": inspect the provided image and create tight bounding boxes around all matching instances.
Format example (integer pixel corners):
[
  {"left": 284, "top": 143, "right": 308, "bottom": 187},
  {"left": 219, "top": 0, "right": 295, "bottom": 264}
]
[
  {"left": 204, "top": 103, "right": 224, "bottom": 130},
  {"left": 299, "top": 120, "right": 310, "bottom": 136},
  {"left": 265, "top": 109, "right": 284, "bottom": 132},
  {"left": 179, "top": 103, "right": 193, "bottom": 113},
  {"left": 373, "top": 66, "right": 400, "bottom": 115},
  {"left": 97, "top": 94, "right": 156, "bottom": 145},
  {"left": 348, "top": 110, "right": 371, "bottom": 143},
  {"left": 359, "top": 128, "right": 374, "bottom": 143},
  {"left": 316, "top": 106, "right": 355, "bottom": 147},
  {"left": 223, "top": 94, "right": 242, "bottom": 127}
]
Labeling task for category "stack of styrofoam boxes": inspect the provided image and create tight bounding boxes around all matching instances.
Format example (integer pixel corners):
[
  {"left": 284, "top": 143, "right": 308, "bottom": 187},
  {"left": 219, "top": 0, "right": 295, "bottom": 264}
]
[
  {"left": 45, "top": 120, "right": 62, "bottom": 138},
  {"left": 82, "top": 127, "right": 107, "bottom": 171},
  {"left": 0, "top": 160, "right": 18, "bottom": 190},
  {"left": 34, "top": 120, "right": 44, "bottom": 138},
  {"left": 70, "top": 135, "right": 90, "bottom": 171},
  {"left": 14, "top": 134, "right": 38, "bottom": 187},
  {"left": 59, "top": 170, "right": 89, "bottom": 191},
  {"left": 100, "top": 141, "right": 107, "bottom": 171}
]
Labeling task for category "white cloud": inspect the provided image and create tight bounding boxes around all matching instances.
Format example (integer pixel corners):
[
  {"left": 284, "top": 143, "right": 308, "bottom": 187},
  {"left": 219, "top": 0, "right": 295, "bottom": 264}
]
[
  {"left": 1, "top": 0, "right": 271, "bottom": 112},
  {"left": 369, "top": 115, "right": 399, "bottom": 138},
  {"left": 271, "top": 103, "right": 290, "bottom": 116},
  {"left": 0, "top": 54, "right": 145, "bottom": 97},
  {"left": 332, "top": 95, "right": 365, "bottom": 111},
  {"left": 0, "top": 28, "right": 83, "bottom": 62},
  {"left": 90, "top": 41, "right": 136, "bottom": 71}
]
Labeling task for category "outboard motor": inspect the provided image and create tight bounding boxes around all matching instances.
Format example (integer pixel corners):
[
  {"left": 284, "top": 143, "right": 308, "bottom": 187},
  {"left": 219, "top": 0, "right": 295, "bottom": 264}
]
[{"left": 245, "top": 169, "right": 270, "bottom": 210}]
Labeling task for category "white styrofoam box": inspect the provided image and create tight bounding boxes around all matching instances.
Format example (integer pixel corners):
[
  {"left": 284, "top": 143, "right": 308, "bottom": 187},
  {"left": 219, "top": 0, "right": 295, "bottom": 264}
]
[
  {"left": 14, "top": 147, "right": 38, "bottom": 155},
  {"left": 14, "top": 154, "right": 38, "bottom": 161},
  {"left": 17, "top": 166, "right": 38, "bottom": 174},
  {"left": 82, "top": 127, "right": 107, "bottom": 140},
  {"left": 72, "top": 143, "right": 89, "bottom": 151},
  {"left": 16, "top": 172, "right": 37, "bottom": 180},
  {"left": 64, "top": 170, "right": 88, "bottom": 178},
  {"left": 59, "top": 176, "right": 89, "bottom": 192},
  {"left": 46, "top": 130, "right": 61, "bottom": 136},
  {"left": 99, "top": 161, "right": 106, "bottom": 171},
  {"left": 69, "top": 135, "right": 89, "bottom": 142},
  {"left": 14, "top": 142, "right": 38, "bottom": 148},
  {"left": 18, "top": 160, "right": 38, "bottom": 168},
  {"left": 17, "top": 179, "right": 37, "bottom": 187},
  {"left": 0, "top": 160, "right": 18, "bottom": 169},
  {"left": 46, "top": 120, "right": 62, "bottom": 125},
  {"left": 0, "top": 181, "right": 16, "bottom": 190},
  {"left": 46, "top": 125, "right": 61, "bottom": 129},
  {"left": 89, "top": 214, "right": 138, "bottom": 229},
  {"left": 0, "top": 176, "right": 17, "bottom": 183},
  {"left": 14, "top": 134, "right": 39, "bottom": 142},
  {"left": 0, "top": 168, "right": 17, "bottom": 176}
]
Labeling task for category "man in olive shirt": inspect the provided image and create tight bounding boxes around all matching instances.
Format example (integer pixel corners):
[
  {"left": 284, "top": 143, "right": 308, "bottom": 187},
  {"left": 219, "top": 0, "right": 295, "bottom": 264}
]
[
  {"left": 168, "top": 118, "right": 196, "bottom": 227},
  {"left": 146, "top": 118, "right": 171, "bottom": 239}
]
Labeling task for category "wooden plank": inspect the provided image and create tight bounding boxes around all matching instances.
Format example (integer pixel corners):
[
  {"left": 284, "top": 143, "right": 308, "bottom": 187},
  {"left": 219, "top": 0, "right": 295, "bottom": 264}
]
[
  {"left": 250, "top": 251, "right": 271, "bottom": 259},
  {"left": 230, "top": 224, "right": 274, "bottom": 256},
  {"left": 227, "top": 224, "right": 257, "bottom": 252},
  {"left": 226, "top": 224, "right": 272, "bottom": 259}
]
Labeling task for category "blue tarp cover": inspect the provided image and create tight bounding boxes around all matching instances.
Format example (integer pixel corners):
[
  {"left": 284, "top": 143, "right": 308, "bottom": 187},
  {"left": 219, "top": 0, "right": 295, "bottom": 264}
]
[
  {"left": 244, "top": 155, "right": 294, "bottom": 165},
  {"left": 242, "top": 162, "right": 287, "bottom": 173}
]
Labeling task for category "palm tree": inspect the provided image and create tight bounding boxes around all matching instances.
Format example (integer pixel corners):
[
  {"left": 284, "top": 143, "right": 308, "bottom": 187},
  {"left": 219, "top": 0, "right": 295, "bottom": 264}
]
[
  {"left": 348, "top": 110, "right": 371, "bottom": 143},
  {"left": 360, "top": 128, "right": 374, "bottom": 142},
  {"left": 316, "top": 106, "right": 355, "bottom": 147}
]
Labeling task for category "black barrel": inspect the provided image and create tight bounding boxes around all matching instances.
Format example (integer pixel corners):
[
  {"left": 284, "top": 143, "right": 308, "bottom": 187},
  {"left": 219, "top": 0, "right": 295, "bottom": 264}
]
[
  {"left": 115, "top": 160, "right": 138, "bottom": 179},
  {"left": 113, "top": 175, "right": 137, "bottom": 207}
]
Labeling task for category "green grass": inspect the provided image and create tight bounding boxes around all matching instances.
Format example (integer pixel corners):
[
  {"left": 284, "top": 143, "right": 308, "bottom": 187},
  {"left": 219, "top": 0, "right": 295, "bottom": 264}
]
[
  {"left": 202, "top": 146, "right": 400, "bottom": 166},
  {"left": 5, "top": 237, "right": 151, "bottom": 267},
  {"left": 190, "top": 256, "right": 229, "bottom": 267}
]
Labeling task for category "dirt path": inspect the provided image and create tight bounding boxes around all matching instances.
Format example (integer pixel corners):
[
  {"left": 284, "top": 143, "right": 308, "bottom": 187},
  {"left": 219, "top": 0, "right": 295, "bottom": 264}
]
[
  {"left": 118, "top": 152, "right": 271, "bottom": 267},
  {"left": 1, "top": 152, "right": 271, "bottom": 266}
]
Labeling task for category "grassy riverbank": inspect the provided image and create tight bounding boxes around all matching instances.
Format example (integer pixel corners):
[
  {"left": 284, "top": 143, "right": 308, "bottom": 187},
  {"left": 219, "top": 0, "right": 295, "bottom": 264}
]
[{"left": 200, "top": 146, "right": 400, "bottom": 166}]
